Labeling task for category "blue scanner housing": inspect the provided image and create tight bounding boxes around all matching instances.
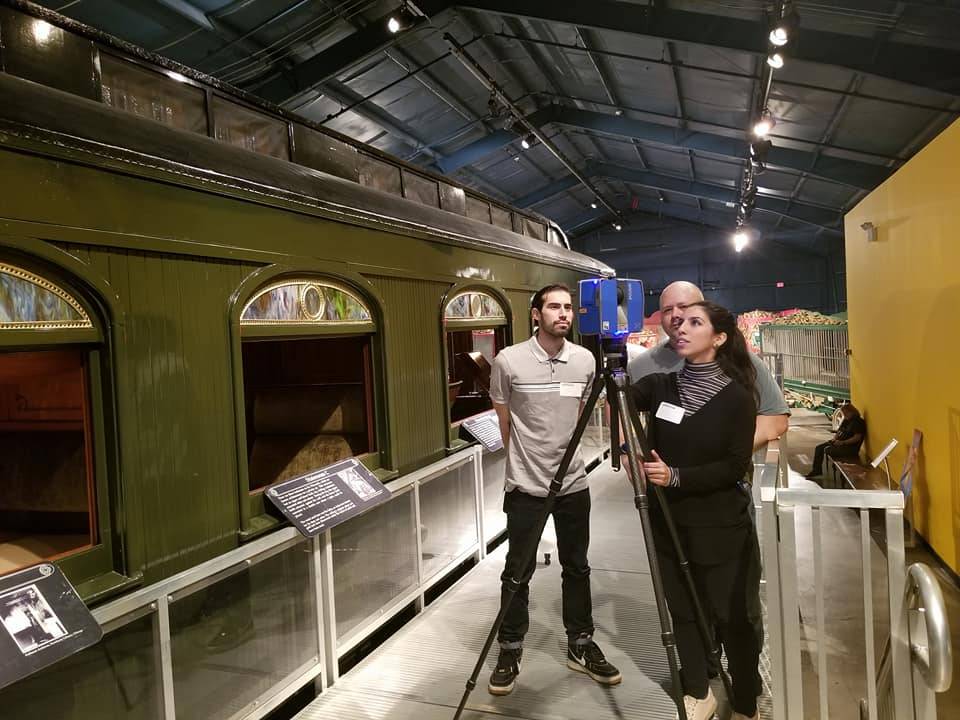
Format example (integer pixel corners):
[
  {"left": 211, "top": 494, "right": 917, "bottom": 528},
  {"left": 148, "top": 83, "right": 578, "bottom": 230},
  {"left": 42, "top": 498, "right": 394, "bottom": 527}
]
[{"left": 578, "top": 278, "right": 644, "bottom": 337}]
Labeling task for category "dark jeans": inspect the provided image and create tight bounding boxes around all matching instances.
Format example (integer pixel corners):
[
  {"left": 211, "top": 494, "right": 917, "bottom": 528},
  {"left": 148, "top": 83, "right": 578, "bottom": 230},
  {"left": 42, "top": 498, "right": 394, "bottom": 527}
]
[
  {"left": 810, "top": 441, "right": 860, "bottom": 475},
  {"left": 655, "top": 520, "right": 764, "bottom": 716},
  {"left": 498, "top": 488, "right": 594, "bottom": 645}
]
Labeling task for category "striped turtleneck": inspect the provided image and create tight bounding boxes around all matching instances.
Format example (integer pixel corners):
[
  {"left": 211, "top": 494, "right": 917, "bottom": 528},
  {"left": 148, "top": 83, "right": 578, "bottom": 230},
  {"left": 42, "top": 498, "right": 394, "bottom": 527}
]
[{"left": 676, "top": 360, "right": 732, "bottom": 417}]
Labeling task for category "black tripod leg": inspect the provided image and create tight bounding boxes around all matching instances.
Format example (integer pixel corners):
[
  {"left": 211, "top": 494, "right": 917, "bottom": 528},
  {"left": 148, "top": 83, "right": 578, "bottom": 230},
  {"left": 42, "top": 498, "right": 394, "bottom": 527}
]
[
  {"left": 612, "top": 382, "right": 688, "bottom": 720},
  {"left": 452, "top": 367, "right": 605, "bottom": 720},
  {"left": 622, "top": 389, "right": 736, "bottom": 709}
]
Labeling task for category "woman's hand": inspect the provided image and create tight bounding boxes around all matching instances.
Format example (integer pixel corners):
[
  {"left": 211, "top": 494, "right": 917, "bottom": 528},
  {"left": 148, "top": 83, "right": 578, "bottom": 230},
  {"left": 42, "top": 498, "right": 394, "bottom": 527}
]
[{"left": 642, "top": 450, "right": 672, "bottom": 487}]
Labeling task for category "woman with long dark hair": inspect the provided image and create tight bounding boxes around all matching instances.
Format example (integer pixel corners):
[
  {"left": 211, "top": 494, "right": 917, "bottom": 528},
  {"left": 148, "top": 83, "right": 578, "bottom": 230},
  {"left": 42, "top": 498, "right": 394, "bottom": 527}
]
[{"left": 625, "top": 301, "right": 762, "bottom": 720}]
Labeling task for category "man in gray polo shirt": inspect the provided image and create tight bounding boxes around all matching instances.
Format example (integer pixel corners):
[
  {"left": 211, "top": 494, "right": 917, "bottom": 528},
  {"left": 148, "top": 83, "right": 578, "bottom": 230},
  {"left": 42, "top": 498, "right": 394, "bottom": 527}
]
[
  {"left": 486, "top": 284, "right": 621, "bottom": 696},
  {"left": 628, "top": 281, "right": 790, "bottom": 449}
]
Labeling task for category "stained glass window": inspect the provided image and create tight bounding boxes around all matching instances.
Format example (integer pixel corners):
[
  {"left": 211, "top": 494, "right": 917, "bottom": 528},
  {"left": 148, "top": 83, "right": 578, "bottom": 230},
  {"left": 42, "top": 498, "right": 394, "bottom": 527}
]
[
  {"left": 444, "top": 291, "right": 506, "bottom": 321},
  {"left": 241, "top": 281, "right": 372, "bottom": 324},
  {"left": 0, "top": 264, "right": 93, "bottom": 330}
]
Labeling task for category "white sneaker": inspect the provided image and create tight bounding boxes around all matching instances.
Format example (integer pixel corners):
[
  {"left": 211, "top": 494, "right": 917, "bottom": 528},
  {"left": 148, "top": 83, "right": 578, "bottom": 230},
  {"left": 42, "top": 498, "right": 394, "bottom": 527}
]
[{"left": 674, "top": 686, "right": 717, "bottom": 720}]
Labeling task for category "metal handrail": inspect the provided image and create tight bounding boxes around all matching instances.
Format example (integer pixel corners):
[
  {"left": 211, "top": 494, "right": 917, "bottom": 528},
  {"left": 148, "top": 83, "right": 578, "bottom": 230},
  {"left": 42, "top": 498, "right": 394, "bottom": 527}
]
[
  {"left": 904, "top": 563, "right": 953, "bottom": 692},
  {"left": 868, "top": 562, "right": 952, "bottom": 720}
]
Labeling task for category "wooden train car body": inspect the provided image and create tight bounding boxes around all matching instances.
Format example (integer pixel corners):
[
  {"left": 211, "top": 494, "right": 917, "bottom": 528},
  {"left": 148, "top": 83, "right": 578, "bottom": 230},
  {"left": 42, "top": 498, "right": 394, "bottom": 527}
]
[{"left": 0, "top": 2, "right": 611, "bottom": 715}]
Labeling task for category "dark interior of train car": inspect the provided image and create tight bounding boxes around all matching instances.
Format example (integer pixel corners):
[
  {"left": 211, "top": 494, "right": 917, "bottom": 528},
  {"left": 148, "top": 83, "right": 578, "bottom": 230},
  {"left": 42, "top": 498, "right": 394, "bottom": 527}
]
[
  {"left": 446, "top": 327, "right": 506, "bottom": 424},
  {"left": 242, "top": 336, "right": 375, "bottom": 492},
  {"left": 0, "top": 349, "right": 95, "bottom": 573}
]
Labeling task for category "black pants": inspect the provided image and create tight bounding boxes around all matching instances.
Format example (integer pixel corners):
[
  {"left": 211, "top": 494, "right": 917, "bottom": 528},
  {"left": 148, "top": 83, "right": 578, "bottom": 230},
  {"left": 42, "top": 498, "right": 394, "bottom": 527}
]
[
  {"left": 498, "top": 488, "right": 594, "bottom": 645},
  {"left": 655, "top": 520, "right": 764, "bottom": 716},
  {"left": 810, "top": 441, "right": 859, "bottom": 475}
]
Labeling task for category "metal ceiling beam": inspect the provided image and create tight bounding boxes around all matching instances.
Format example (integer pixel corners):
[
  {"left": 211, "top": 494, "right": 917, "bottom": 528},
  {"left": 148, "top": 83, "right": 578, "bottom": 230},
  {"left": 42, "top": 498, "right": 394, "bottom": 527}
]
[
  {"left": 249, "top": 9, "right": 430, "bottom": 103},
  {"left": 442, "top": 31, "right": 621, "bottom": 218},
  {"left": 456, "top": 0, "right": 960, "bottom": 94},
  {"left": 154, "top": 0, "right": 214, "bottom": 30},
  {"left": 487, "top": 31, "right": 959, "bottom": 116},
  {"left": 562, "top": 201, "right": 828, "bottom": 255},
  {"left": 526, "top": 161, "right": 842, "bottom": 232},
  {"left": 438, "top": 105, "right": 890, "bottom": 189},
  {"left": 319, "top": 80, "right": 444, "bottom": 161}
]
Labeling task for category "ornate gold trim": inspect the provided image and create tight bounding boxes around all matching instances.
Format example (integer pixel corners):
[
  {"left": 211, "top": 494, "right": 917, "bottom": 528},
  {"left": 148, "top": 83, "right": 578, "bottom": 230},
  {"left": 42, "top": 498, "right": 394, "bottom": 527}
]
[
  {"left": 0, "top": 263, "right": 94, "bottom": 329},
  {"left": 240, "top": 279, "right": 371, "bottom": 325},
  {"left": 444, "top": 290, "right": 506, "bottom": 320}
]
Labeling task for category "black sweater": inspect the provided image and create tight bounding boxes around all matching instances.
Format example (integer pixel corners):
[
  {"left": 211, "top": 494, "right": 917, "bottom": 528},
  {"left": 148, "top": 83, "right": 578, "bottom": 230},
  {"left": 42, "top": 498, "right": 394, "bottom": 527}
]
[{"left": 629, "top": 372, "right": 756, "bottom": 527}]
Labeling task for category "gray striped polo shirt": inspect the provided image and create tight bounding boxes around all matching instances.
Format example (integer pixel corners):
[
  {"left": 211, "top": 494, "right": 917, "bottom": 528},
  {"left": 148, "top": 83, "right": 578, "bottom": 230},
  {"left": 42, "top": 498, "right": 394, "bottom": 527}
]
[{"left": 489, "top": 335, "right": 596, "bottom": 497}]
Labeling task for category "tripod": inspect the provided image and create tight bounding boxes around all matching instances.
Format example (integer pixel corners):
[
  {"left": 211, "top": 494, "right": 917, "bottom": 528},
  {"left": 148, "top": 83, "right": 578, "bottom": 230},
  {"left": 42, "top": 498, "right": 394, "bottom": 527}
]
[{"left": 451, "top": 342, "right": 734, "bottom": 720}]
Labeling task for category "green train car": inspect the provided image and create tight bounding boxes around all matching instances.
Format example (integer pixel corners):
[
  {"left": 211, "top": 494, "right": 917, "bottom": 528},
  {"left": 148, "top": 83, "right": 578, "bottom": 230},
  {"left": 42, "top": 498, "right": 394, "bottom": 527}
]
[{"left": 0, "top": 1, "right": 611, "bottom": 716}]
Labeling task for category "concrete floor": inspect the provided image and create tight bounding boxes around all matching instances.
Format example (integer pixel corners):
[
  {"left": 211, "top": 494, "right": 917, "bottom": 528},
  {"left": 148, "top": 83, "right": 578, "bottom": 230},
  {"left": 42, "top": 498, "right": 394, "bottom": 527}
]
[
  {"left": 785, "top": 411, "right": 959, "bottom": 719},
  {"left": 294, "top": 410, "right": 959, "bottom": 720}
]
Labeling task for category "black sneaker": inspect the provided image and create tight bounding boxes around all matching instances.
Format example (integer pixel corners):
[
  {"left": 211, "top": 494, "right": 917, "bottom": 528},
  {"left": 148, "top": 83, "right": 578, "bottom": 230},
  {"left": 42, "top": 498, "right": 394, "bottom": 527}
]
[
  {"left": 567, "top": 638, "right": 622, "bottom": 685},
  {"left": 488, "top": 647, "right": 522, "bottom": 695}
]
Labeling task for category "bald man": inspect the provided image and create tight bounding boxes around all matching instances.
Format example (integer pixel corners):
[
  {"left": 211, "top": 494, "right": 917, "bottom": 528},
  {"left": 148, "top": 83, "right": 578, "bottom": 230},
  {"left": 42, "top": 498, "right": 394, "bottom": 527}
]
[{"left": 628, "top": 281, "right": 789, "bottom": 450}]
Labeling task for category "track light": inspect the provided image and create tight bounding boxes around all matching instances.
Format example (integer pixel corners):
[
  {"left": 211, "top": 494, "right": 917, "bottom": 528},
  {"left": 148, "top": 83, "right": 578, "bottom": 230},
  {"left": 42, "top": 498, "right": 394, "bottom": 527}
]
[
  {"left": 387, "top": 6, "right": 417, "bottom": 34},
  {"left": 769, "top": 6, "right": 799, "bottom": 47},
  {"left": 767, "top": 53, "right": 784, "bottom": 69},
  {"left": 733, "top": 229, "right": 749, "bottom": 252},
  {"left": 750, "top": 139, "right": 772, "bottom": 163},
  {"left": 590, "top": 202, "right": 598, "bottom": 209},
  {"left": 614, "top": 109, "right": 624, "bottom": 116},
  {"left": 613, "top": 223, "right": 622, "bottom": 231},
  {"left": 753, "top": 109, "right": 775, "bottom": 138},
  {"left": 520, "top": 133, "right": 535, "bottom": 150}
]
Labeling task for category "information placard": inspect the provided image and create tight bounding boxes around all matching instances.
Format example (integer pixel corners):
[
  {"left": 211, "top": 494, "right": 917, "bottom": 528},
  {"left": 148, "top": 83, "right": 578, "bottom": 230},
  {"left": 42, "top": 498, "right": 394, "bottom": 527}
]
[
  {"left": 0, "top": 563, "right": 102, "bottom": 690},
  {"left": 461, "top": 410, "right": 503, "bottom": 452},
  {"left": 266, "top": 457, "right": 390, "bottom": 537}
]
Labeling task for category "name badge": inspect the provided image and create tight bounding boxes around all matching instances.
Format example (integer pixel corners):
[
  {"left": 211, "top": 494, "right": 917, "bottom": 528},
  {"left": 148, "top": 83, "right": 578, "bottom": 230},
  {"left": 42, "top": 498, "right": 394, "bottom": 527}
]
[
  {"left": 559, "top": 382, "right": 585, "bottom": 398},
  {"left": 655, "top": 401, "right": 685, "bottom": 424}
]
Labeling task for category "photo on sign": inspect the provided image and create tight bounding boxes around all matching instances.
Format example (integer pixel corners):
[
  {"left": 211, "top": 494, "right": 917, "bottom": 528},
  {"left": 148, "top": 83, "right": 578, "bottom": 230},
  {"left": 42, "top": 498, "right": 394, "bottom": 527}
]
[
  {"left": 0, "top": 584, "right": 68, "bottom": 655},
  {"left": 340, "top": 466, "right": 379, "bottom": 500}
]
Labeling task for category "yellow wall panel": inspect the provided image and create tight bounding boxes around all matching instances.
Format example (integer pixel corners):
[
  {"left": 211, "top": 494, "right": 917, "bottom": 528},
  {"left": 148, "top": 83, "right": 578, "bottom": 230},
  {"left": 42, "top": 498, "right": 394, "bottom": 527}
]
[{"left": 845, "top": 117, "right": 960, "bottom": 573}]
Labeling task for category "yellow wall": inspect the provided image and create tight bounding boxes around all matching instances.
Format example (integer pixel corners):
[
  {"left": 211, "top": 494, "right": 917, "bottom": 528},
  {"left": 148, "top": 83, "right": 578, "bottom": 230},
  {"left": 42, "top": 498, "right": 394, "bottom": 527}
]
[{"left": 845, "top": 117, "right": 960, "bottom": 573}]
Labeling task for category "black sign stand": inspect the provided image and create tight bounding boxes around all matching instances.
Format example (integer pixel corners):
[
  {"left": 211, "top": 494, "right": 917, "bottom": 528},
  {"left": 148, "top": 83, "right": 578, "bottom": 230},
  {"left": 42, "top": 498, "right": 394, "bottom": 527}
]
[
  {"left": 0, "top": 563, "right": 102, "bottom": 691},
  {"left": 265, "top": 457, "right": 390, "bottom": 537},
  {"left": 461, "top": 410, "right": 503, "bottom": 452}
]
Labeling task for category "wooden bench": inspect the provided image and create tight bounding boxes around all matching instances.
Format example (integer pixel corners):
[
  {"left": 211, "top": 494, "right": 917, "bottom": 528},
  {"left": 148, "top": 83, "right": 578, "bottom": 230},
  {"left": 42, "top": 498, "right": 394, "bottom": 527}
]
[{"left": 826, "top": 456, "right": 890, "bottom": 491}]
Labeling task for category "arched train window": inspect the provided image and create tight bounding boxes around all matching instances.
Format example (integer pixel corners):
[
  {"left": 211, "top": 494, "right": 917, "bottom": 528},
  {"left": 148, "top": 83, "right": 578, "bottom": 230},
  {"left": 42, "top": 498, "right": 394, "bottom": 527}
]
[
  {"left": 443, "top": 290, "right": 509, "bottom": 429},
  {"left": 0, "top": 261, "right": 112, "bottom": 580},
  {"left": 239, "top": 279, "right": 378, "bottom": 494}
]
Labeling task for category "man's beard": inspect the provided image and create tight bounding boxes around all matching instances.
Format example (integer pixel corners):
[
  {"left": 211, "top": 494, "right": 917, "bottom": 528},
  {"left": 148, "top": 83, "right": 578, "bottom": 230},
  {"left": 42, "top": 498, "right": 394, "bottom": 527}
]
[{"left": 541, "top": 322, "right": 569, "bottom": 338}]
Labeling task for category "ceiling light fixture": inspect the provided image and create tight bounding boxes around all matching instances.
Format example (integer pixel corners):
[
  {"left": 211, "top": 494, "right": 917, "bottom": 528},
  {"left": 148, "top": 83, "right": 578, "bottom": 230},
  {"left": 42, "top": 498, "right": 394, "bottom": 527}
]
[
  {"left": 769, "top": 6, "right": 800, "bottom": 47},
  {"left": 590, "top": 202, "right": 598, "bottom": 209},
  {"left": 753, "top": 109, "right": 775, "bottom": 138},
  {"left": 614, "top": 109, "right": 624, "bottom": 116},
  {"left": 733, "top": 229, "right": 749, "bottom": 252},
  {"left": 767, "top": 53, "right": 784, "bottom": 69},
  {"left": 613, "top": 223, "right": 623, "bottom": 231},
  {"left": 387, "top": 5, "right": 418, "bottom": 34}
]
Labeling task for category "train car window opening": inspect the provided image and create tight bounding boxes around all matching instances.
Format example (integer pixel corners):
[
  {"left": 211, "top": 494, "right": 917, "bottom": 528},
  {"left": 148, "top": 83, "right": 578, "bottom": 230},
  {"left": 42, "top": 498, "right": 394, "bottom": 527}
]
[
  {"left": 0, "top": 262, "right": 114, "bottom": 584},
  {"left": 239, "top": 280, "right": 379, "bottom": 495},
  {"left": 0, "top": 350, "right": 97, "bottom": 574},
  {"left": 443, "top": 291, "right": 509, "bottom": 428}
]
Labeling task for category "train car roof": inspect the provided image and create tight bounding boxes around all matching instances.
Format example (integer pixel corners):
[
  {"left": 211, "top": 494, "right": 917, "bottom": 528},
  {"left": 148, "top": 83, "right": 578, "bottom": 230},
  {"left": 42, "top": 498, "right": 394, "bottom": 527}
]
[{"left": 0, "top": 73, "right": 614, "bottom": 278}]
